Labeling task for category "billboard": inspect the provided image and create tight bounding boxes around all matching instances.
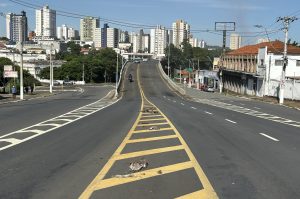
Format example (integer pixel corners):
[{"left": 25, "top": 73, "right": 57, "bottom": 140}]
[{"left": 4, "top": 71, "right": 18, "bottom": 78}]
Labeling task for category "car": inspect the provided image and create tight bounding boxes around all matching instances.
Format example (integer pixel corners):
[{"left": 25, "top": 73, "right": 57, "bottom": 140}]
[
  {"left": 206, "top": 86, "right": 215, "bottom": 92},
  {"left": 134, "top": 60, "right": 140, "bottom": 63}
]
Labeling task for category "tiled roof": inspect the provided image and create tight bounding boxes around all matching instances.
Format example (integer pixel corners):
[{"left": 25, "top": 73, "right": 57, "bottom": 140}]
[{"left": 227, "top": 40, "right": 300, "bottom": 55}]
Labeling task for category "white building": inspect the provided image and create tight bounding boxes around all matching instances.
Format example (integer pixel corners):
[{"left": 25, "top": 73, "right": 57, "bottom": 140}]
[
  {"left": 80, "top": 17, "right": 100, "bottom": 42},
  {"left": 93, "top": 28, "right": 101, "bottom": 48},
  {"left": 229, "top": 33, "right": 242, "bottom": 50},
  {"left": 35, "top": 5, "right": 56, "bottom": 39},
  {"left": 107, "top": 28, "right": 119, "bottom": 48},
  {"left": 6, "top": 11, "right": 28, "bottom": 42},
  {"left": 57, "top": 24, "right": 68, "bottom": 40},
  {"left": 221, "top": 41, "right": 300, "bottom": 100},
  {"left": 150, "top": 25, "right": 167, "bottom": 56},
  {"left": 143, "top": 34, "right": 150, "bottom": 53},
  {"left": 172, "top": 19, "right": 190, "bottom": 48},
  {"left": 189, "top": 37, "right": 199, "bottom": 47},
  {"left": 68, "top": 28, "right": 79, "bottom": 39},
  {"left": 199, "top": 40, "right": 206, "bottom": 48}
]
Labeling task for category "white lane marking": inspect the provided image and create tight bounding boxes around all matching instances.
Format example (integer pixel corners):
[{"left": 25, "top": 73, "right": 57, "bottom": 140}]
[
  {"left": 191, "top": 107, "right": 197, "bottom": 110},
  {"left": 225, "top": 119, "right": 237, "bottom": 124},
  {"left": 163, "top": 96, "right": 166, "bottom": 98},
  {"left": 181, "top": 103, "right": 185, "bottom": 106},
  {"left": 254, "top": 107, "right": 261, "bottom": 110},
  {"left": 205, "top": 111, "right": 212, "bottom": 115},
  {"left": 260, "top": 133, "right": 279, "bottom": 142},
  {"left": 0, "top": 90, "right": 119, "bottom": 152},
  {"left": 168, "top": 98, "right": 171, "bottom": 101},
  {"left": 173, "top": 100, "right": 177, "bottom": 103}
]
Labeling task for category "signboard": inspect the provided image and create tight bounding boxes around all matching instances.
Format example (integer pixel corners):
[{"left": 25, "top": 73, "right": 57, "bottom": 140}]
[
  {"left": 4, "top": 71, "right": 18, "bottom": 78},
  {"left": 4, "top": 65, "right": 13, "bottom": 71}
]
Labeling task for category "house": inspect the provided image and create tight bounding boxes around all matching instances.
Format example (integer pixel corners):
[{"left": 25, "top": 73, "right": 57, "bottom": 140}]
[{"left": 219, "top": 41, "right": 300, "bottom": 100}]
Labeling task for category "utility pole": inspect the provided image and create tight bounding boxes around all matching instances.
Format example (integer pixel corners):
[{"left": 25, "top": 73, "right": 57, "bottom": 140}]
[
  {"left": 82, "top": 63, "right": 85, "bottom": 82},
  {"left": 215, "top": 22, "right": 236, "bottom": 93},
  {"left": 277, "top": 16, "right": 298, "bottom": 104},
  {"left": 115, "top": 53, "right": 119, "bottom": 96},
  {"left": 49, "top": 43, "right": 53, "bottom": 93},
  {"left": 20, "top": 41, "right": 24, "bottom": 100},
  {"left": 167, "top": 43, "right": 170, "bottom": 77}
]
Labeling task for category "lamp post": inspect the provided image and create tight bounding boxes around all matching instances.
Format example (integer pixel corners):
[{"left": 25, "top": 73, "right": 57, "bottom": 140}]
[
  {"left": 115, "top": 52, "right": 119, "bottom": 97},
  {"left": 167, "top": 43, "right": 170, "bottom": 77},
  {"left": 49, "top": 43, "right": 53, "bottom": 93},
  {"left": 19, "top": 41, "right": 24, "bottom": 100}
]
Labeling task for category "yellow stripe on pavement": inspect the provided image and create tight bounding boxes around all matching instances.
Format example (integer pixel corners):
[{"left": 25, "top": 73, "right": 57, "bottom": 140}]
[
  {"left": 126, "top": 135, "right": 178, "bottom": 143},
  {"left": 93, "top": 161, "right": 194, "bottom": 190}
]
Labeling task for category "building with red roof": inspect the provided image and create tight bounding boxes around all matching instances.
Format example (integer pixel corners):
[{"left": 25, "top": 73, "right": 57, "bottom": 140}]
[{"left": 218, "top": 41, "right": 300, "bottom": 100}]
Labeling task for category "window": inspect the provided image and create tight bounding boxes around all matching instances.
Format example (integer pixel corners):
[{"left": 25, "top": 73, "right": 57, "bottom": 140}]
[
  {"left": 275, "top": 59, "right": 283, "bottom": 66},
  {"left": 260, "top": 59, "right": 264, "bottom": 66},
  {"left": 297, "top": 60, "right": 300, "bottom": 67}
]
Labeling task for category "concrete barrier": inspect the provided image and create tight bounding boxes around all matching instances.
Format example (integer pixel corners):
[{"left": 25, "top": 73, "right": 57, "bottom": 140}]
[{"left": 157, "top": 62, "right": 186, "bottom": 95}]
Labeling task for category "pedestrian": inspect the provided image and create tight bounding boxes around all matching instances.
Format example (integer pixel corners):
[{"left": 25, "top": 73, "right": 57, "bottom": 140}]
[
  {"left": 25, "top": 86, "right": 29, "bottom": 94},
  {"left": 12, "top": 86, "right": 17, "bottom": 99},
  {"left": 30, "top": 85, "right": 34, "bottom": 94}
]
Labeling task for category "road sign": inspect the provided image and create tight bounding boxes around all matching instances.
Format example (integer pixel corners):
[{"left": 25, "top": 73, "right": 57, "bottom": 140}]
[
  {"left": 4, "top": 71, "right": 18, "bottom": 78},
  {"left": 4, "top": 65, "right": 13, "bottom": 71}
]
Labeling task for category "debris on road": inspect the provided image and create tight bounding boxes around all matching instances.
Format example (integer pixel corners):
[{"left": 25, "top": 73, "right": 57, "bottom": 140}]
[
  {"left": 149, "top": 126, "right": 159, "bottom": 130},
  {"left": 129, "top": 159, "right": 148, "bottom": 172}
]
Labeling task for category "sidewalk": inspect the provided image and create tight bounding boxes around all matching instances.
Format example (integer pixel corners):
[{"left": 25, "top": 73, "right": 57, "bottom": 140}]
[{"left": 0, "top": 91, "right": 56, "bottom": 104}]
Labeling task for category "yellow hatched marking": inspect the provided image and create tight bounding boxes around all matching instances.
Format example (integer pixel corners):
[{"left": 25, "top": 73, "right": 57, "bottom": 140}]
[
  {"left": 141, "top": 115, "right": 163, "bottom": 120},
  {"left": 79, "top": 64, "right": 218, "bottom": 199},
  {"left": 113, "top": 145, "right": 185, "bottom": 160},
  {"left": 93, "top": 161, "right": 194, "bottom": 190},
  {"left": 136, "top": 122, "right": 169, "bottom": 127},
  {"left": 142, "top": 114, "right": 162, "bottom": 117},
  {"left": 139, "top": 118, "right": 166, "bottom": 122},
  {"left": 175, "top": 190, "right": 209, "bottom": 199},
  {"left": 132, "top": 127, "right": 173, "bottom": 134},
  {"left": 126, "top": 135, "right": 178, "bottom": 143}
]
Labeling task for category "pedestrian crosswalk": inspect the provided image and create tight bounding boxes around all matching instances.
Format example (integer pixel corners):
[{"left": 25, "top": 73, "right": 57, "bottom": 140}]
[{"left": 193, "top": 98, "right": 300, "bottom": 128}]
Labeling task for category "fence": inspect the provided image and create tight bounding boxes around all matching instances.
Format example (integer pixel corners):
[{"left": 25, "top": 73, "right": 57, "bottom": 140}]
[{"left": 267, "top": 79, "right": 300, "bottom": 100}]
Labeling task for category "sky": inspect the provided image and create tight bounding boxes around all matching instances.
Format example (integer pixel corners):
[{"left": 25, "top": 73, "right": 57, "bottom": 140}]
[{"left": 1, "top": 0, "right": 300, "bottom": 46}]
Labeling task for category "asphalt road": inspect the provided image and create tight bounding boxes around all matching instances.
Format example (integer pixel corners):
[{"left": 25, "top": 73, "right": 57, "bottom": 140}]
[{"left": 0, "top": 60, "right": 300, "bottom": 199}]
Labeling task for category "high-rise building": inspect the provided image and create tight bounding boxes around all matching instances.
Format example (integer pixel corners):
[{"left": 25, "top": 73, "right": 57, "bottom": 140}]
[
  {"left": 67, "top": 28, "right": 79, "bottom": 40},
  {"left": 35, "top": 5, "right": 56, "bottom": 39},
  {"left": 107, "top": 28, "right": 119, "bottom": 48},
  {"left": 101, "top": 23, "right": 109, "bottom": 48},
  {"left": 80, "top": 16, "right": 100, "bottom": 41},
  {"left": 143, "top": 34, "right": 150, "bottom": 53},
  {"left": 199, "top": 40, "right": 206, "bottom": 48},
  {"left": 189, "top": 36, "right": 199, "bottom": 47},
  {"left": 93, "top": 28, "right": 101, "bottom": 48},
  {"left": 57, "top": 24, "right": 68, "bottom": 40},
  {"left": 230, "top": 33, "right": 242, "bottom": 50},
  {"left": 6, "top": 11, "right": 28, "bottom": 42},
  {"left": 172, "top": 19, "right": 190, "bottom": 48},
  {"left": 119, "top": 30, "right": 129, "bottom": 43},
  {"left": 150, "top": 25, "right": 167, "bottom": 55}
]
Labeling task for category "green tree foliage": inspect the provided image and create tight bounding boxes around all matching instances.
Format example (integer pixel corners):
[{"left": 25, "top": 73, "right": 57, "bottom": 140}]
[
  {"left": 39, "top": 47, "right": 120, "bottom": 83},
  {"left": 162, "top": 42, "right": 223, "bottom": 74},
  {"left": 0, "top": 57, "right": 40, "bottom": 92}
]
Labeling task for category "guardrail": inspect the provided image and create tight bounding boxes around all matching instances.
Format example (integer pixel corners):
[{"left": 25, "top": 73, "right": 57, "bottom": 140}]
[
  {"left": 157, "top": 62, "right": 186, "bottom": 95},
  {"left": 115, "top": 60, "right": 129, "bottom": 97}
]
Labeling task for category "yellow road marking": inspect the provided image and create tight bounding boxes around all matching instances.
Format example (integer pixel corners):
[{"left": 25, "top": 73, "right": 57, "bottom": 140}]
[
  {"left": 139, "top": 118, "right": 166, "bottom": 122},
  {"left": 132, "top": 127, "right": 173, "bottom": 134},
  {"left": 93, "top": 161, "right": 194, "bottom": 190},
  {"left": 79, "top": 64, "right": 218, "bottom": 199},
  {"left": 136, "top": 122, "right": 169, "bottom": 127},
  {"left": 126, "top": 135, "right": 178, "bottom": 143},
  {"left": 113, "top": 145, "right": 185, "bottom": 160},
  {"left": 140, "top": 115, "right": 163, "bottom": 118}
]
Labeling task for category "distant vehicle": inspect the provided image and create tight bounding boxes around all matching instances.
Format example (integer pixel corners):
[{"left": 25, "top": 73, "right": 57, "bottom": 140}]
[
  {"left": 128, "top": 74, "right": 133, "bottom": 82},
  {"left": 142, "top": 58, "right": 148, "bottom": 62},
  {"left": 53, "top": 80, "right": 60, "bottom": 86},
  {"left": 63, "top": 80, "right": 74, "bottom": 85},
  {"left": 206, "top": 86, "right": 215, "bottom": 92},
  {"left": 134, "top": 60, "right": 140, "bottom": 63}
]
